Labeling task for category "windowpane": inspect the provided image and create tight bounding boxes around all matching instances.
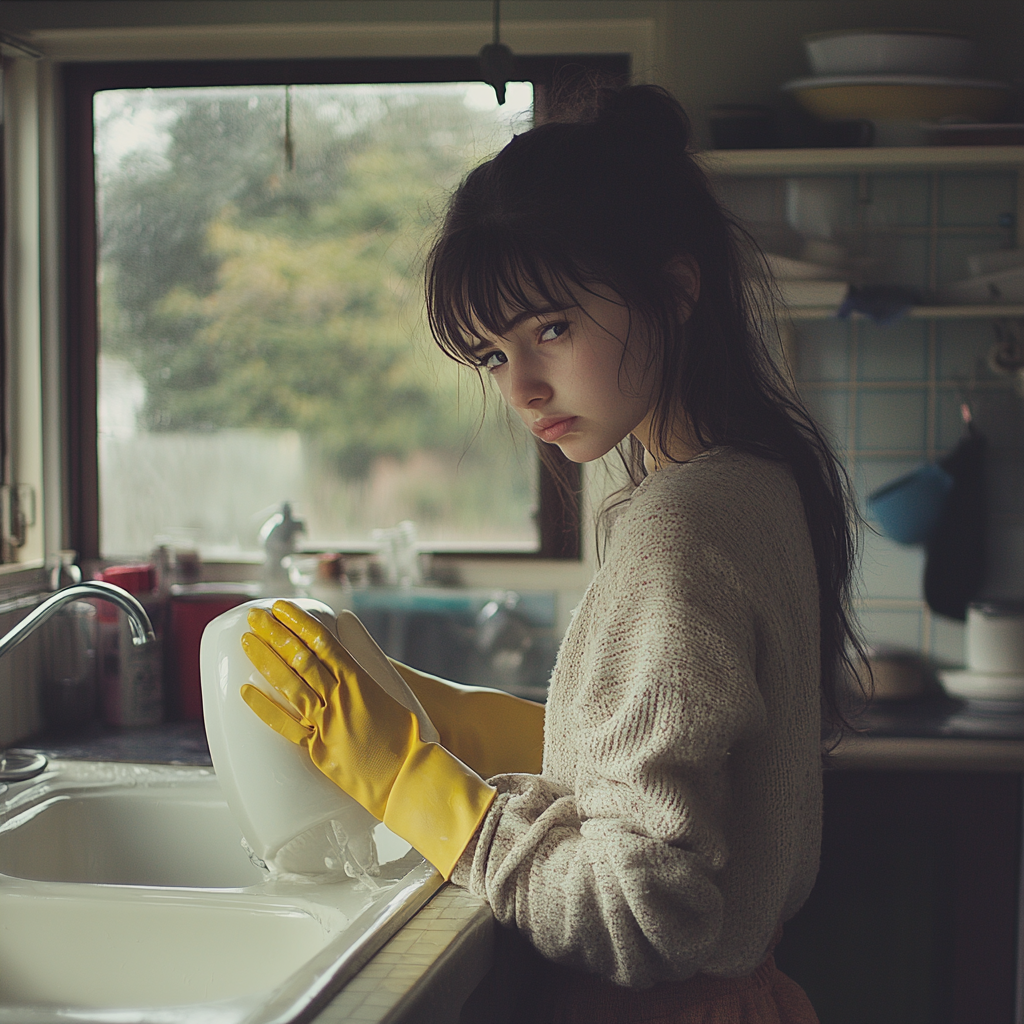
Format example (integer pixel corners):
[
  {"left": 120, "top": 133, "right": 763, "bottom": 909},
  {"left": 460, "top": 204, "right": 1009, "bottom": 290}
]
[{"left": 94, "top": 82, "right": 537, "bottom": 558}]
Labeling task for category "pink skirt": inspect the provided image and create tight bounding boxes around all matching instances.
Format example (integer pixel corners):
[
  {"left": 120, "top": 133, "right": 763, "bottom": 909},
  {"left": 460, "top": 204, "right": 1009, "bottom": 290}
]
[{"left": 539, "top": 933, "right": 819, "bottom": 1024}]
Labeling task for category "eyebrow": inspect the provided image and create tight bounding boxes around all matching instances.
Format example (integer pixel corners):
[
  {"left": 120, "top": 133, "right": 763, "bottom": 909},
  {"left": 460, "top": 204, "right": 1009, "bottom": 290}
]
[{"left": 466, "top": 304, "right": 575, "bottom": 352}]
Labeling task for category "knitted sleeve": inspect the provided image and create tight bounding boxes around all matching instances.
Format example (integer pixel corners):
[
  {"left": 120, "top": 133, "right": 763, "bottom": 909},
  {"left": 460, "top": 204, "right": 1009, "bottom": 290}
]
[{"left": 451, "top": 488, "right": 772, "bottom": 988}]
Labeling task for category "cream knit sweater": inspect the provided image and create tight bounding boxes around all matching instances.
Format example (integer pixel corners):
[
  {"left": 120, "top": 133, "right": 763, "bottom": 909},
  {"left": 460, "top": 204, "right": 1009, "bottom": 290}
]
[{"left": 452, "top": 448, "right": 822, "bottom": 988}]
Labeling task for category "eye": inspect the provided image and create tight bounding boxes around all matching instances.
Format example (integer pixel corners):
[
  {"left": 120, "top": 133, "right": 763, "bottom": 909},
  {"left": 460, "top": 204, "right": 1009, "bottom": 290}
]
[
  {"left": 478, "top": 350, "right": 507, "bottom": 371},
  {"left": 539, "top": 321, "right": 569, "bottom": 343}
]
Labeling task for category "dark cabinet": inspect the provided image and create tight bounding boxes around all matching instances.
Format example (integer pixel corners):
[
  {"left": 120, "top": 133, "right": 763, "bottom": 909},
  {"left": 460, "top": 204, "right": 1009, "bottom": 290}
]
[{"left": 776, "top": 771, "right": 1022, "bottom": 1024}]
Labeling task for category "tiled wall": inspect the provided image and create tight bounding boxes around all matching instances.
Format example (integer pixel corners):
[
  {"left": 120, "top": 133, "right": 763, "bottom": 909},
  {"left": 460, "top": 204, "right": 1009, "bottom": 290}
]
[{"left": 780, "top": 169, "right": 1022, "bottom": 668}]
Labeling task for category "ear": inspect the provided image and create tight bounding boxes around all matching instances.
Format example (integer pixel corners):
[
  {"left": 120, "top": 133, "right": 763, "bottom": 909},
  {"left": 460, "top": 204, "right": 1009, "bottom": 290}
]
[{"left": 663, "top": 256, "right": 700, "bottom": 323}]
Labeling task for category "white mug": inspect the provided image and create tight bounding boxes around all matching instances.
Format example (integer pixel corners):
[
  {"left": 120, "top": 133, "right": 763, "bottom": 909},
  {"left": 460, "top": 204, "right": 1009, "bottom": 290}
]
[{"left": 966, "top": 602, "right": 1024, "bottom": 675}]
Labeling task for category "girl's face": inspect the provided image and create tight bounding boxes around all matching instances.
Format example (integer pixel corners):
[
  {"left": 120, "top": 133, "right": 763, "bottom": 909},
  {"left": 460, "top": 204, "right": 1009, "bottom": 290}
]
[{"left": 469, "top": 284, "right": 658, "bottom": 464}]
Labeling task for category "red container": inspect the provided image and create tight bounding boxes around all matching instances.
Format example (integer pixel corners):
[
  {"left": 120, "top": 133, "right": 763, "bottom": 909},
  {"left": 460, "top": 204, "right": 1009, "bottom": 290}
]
[{"left": 170, "top": 584, "right": 259, "bottom": 721}]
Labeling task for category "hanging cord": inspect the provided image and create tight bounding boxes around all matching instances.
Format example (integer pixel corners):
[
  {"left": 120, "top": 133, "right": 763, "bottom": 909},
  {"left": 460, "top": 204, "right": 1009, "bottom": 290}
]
[
  {"left": 284, "top": 84, "right": 295, "bottom": 172},
  {"left": 479, "top": 0, "right": 514, "bottom": 105}
]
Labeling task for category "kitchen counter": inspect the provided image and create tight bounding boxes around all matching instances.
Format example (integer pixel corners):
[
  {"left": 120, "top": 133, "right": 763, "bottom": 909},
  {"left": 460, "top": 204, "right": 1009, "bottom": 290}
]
[
  {"left": 831, "top": 694, "right": 1024, "bottom": 771},
  {"left": 28, "top": 693, "right": 1024, "bottom": 773},
  {"left": 19, "top": 698, "right": 1024, "bottom": 1023}
]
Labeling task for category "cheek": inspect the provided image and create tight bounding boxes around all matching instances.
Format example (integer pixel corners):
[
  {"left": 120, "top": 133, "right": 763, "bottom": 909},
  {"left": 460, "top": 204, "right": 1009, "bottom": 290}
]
[
  {"left": 491, "top": 372, "right": 525, "bottom": 419},
  {"left": 492, "top": 373, "right": 512, "bottom": 405}
]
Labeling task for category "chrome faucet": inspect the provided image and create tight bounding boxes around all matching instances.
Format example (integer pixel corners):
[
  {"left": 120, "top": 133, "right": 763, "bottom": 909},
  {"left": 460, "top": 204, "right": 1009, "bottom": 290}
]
[
  {"left": 0, "top": 581, "right": 157, "bottom": 782},
  {"left": 0, "top": 580, "right": 156, "bottom": 660}
]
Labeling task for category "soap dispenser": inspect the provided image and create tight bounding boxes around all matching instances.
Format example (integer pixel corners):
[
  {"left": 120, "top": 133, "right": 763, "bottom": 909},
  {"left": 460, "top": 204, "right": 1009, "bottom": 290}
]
[
  {"left": 200, "top": 598, "right": 437, "bottom": 879},
  {"left": 258, "top": 503, "right": 306, "bottom": 595}
]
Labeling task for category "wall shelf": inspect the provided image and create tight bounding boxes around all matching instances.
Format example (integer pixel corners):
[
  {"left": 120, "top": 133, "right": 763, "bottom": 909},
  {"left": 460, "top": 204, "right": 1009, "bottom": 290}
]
[
  {"left": 700, "top": 146, "right": 1024, "bottom": 176},
  {"left": 786, "top": 304, "right": 1024, "bottom": 321}
]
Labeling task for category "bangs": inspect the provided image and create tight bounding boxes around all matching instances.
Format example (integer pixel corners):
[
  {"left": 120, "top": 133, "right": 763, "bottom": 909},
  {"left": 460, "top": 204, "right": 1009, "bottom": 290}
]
[{"left": 426, "top": 228, "right": 595, "bottom": 365}]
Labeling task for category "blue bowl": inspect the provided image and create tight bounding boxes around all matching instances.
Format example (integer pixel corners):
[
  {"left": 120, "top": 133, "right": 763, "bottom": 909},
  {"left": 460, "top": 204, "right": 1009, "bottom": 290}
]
[{"left": 867, "top": 462, "right": 954, "bottom": 545}]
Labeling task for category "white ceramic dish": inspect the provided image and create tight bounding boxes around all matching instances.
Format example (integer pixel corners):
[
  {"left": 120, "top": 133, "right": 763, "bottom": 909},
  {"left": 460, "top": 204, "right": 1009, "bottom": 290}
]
[
  {"left": 938, "top": 668, "right": 1024, "bottom": 703},
  {"left": 0, "top": 760, "right": 440, "bottom": 1024},
  {"left": 939, "top": 266, "right": 1024, "bottom": 305},
  {"left": 781, "top": 76, "right": 1010, "bottom": 124},
  {"left": 967, "top": 249, "right": 1024, "bottom": 279},
  {"left": 778, "top": 279, "right": 848, "bottom": 308},
  {"left": 804, "top": 30, "right": 973, "bottom": 78},
  {"left": 200, "top": 600, "right": 437, "bottom": 880},
  {"left": 763, "top": 252, "right": 837, "bottom": 281}
]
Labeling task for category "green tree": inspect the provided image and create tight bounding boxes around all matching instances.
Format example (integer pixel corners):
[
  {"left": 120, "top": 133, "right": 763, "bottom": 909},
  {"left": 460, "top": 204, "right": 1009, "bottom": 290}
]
[{"left": 98, "top": 86, "right": 514, "bottom": 477}]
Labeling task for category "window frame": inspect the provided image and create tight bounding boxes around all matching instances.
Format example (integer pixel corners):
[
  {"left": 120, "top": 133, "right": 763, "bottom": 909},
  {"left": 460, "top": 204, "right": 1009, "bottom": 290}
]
[{"left": 64, "top": 53, "right": 629, "bottom": 563}]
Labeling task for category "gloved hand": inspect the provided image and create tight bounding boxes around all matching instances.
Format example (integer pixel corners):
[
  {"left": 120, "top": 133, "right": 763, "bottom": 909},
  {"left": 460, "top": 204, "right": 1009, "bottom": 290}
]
[
  {"left": 387, "top": 661, "right": 545, "bottom": 777},
  {"left": 240, "top": 600, "right": 496, "bottom": 879}
]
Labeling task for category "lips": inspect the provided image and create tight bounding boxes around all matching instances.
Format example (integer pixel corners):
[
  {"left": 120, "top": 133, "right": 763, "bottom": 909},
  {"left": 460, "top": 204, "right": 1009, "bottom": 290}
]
[{"left": 531, "top": 416, "right": 578, "bottom": 443}]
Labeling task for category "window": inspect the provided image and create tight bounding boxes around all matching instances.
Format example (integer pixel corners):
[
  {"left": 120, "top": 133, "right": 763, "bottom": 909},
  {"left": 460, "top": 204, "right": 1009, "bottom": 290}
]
[{"left": 65, "top": 56, "right": 628, "bottom": 564}]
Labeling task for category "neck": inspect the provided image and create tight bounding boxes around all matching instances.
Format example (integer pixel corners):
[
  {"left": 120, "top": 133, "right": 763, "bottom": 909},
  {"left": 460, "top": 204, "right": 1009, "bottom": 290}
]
[{"left": 634, "top": 409, "right": 702, "bottom": 473}]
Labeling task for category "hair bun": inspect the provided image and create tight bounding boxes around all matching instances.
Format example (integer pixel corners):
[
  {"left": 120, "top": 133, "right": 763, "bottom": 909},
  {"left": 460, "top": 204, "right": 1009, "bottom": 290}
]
[{"left": 593, "top": 85, "right": 693, "bottom": 154}]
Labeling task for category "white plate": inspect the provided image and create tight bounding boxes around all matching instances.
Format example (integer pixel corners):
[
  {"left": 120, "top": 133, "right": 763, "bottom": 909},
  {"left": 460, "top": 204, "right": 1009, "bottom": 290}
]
[
  {"left": 763, "top": 252, "right": 837, "bottom": 281},
  {"left": 939, "top": 668, "right": 1024, "bottom": 702},
  {"left": 782, "top": 75, "right": 1009, "bottom": 91},
  {"left": 939, "top": 266, "right": 1024, "bottom": 305}
]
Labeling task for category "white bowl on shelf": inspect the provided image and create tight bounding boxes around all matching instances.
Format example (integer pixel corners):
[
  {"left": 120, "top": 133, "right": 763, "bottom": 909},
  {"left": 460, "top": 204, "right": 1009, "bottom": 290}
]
[
  {"left": 804, "top": 30, "right": 974, "bottom": 78},
  {"left": 781, "top": 76, "right": 1011, "bottom": 124},
  {"left": 938, "top": 668, "right": 1024, "bottom": 703}
]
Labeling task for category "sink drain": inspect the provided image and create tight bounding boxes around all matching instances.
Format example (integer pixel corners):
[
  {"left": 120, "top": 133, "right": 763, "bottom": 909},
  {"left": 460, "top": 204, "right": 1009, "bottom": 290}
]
[{"left": 0, "top": 750, "right": 48, "bottom": 781}]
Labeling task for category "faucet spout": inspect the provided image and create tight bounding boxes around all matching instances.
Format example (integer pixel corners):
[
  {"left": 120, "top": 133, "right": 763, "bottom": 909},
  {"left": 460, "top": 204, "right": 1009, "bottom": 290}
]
[{"left": 0, "top": 581, "right": 156, "bottom": 661}]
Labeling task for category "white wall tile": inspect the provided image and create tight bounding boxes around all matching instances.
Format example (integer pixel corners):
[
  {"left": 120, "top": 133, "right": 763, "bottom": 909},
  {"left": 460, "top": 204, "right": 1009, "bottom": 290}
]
[
  {"left": 938, "top": 172, "right": 1017, "bottom": 228},
  {"left": 937, "top": 321, "right": 1001, "bottom": 382},
  {"left": 857, "top": 531, "right": 926, "bottom": 601},
  {"left": 930, "top": 615, "right": 966, "bottom": 667},
  {"left": 795, "top": 321, "right": 850, "bottom": 382},
  {"left": 801, "top": 388, "right": 850, "bottom": 451},
  {"left": 855, "top": 608, "right": 923, "bottom": 652},
  {"left": 858, "top": 321, "right": 928, "bottom": 382},
  {"left": 863, "top": 174, "right": 931, "bottom": 229},
  {"left": 856, "top": 390, "right": 927, "bottom": 452}
]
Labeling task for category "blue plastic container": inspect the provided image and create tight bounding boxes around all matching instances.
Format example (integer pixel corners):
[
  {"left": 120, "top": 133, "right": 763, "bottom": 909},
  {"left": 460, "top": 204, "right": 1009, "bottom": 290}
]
[{"left": 867, "top": 462, "right": 954, "bottom": 545}]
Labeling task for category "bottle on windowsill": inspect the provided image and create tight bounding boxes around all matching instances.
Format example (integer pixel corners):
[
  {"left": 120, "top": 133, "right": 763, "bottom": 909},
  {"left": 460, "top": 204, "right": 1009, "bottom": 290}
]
[{"left": 307, "top": 553, "right": 353, "bottom": 616}]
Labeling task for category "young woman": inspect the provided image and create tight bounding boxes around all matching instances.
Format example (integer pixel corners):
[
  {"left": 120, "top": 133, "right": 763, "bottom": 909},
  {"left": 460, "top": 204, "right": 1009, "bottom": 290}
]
[{"left": 242, "top": 84, "right": 862, "bottom": 1024}]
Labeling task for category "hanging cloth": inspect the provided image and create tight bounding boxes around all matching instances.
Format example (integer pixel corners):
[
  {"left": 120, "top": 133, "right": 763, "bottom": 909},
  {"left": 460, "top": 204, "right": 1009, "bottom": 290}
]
[{"left": 923, "top": 421, "right": 986, "bottom": 621}]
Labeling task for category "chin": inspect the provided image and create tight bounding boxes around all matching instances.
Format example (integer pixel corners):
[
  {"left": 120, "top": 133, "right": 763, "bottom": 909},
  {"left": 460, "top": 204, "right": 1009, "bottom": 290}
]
[{"left": 555, "top": 438, "right": 620, "bottom": 464}]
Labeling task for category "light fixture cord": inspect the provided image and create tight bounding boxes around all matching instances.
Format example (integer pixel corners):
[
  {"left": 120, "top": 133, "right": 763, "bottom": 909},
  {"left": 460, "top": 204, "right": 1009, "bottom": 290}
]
[{"left": 284, "top": 84, "right": 295, "bottom": 172}]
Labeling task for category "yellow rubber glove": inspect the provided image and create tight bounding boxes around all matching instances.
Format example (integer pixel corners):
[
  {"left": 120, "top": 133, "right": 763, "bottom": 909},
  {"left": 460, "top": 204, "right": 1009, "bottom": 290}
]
[
  {"left": 387, "top": 661, "right": 545, "bottom": 778},
  {"left": 240, "top": 600, "right": 496, "bottom": 879}
]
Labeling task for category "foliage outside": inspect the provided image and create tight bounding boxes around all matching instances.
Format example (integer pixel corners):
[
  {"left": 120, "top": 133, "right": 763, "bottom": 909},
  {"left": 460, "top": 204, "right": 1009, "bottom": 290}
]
[{"left": 96, "top": 83, "right": 537, "bottom": 555}]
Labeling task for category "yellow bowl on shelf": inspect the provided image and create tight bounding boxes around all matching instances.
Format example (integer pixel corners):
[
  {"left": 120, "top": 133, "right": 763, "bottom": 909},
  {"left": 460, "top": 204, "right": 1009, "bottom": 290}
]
[{"left": 782, "top": 75, "right": 1010, "bottom": 122}]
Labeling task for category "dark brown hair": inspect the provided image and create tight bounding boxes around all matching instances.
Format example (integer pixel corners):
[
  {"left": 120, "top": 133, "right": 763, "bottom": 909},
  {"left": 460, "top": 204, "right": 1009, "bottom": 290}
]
[{"left": 425, "top": 84, "right": 865, "bottom": 745}]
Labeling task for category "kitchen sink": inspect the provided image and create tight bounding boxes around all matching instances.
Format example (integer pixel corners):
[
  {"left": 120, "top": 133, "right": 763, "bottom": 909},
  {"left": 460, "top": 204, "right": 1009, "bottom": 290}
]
[
  {"left": 0, "top": 759, "right": 442, "bottom": 1024},
  {"left": 0, "top": 770, "right": 261, "bottom": 887}
]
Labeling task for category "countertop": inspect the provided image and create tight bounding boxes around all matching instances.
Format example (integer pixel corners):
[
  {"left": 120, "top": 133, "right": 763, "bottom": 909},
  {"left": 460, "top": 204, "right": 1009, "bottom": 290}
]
[
  {"left": 17, "top": 697, "right": 1024, "bottom": 1023},
  {"left": 25, "top": 694, "right": 1024, "bottom": 773}
]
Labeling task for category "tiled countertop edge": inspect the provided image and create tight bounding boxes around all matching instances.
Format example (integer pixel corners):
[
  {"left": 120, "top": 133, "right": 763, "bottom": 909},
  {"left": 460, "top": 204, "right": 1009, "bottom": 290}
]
[
  {"left": 315, "top": 885, "right": 495, "bottom": 1024},
  {"left": 833, "top": 735, "right": 1024, "bottom": 772}
]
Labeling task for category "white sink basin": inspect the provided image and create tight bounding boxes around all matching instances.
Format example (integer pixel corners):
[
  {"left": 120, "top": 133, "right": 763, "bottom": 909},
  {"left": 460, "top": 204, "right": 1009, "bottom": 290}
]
[{"left": 0, "top": 760, "right": 441, "bottom": 1024}]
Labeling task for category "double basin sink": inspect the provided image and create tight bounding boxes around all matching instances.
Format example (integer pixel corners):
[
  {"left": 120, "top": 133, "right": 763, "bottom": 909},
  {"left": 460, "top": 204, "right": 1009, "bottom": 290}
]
[{"left": 0, "top": 759, "right": 441, "bottom": 1023}]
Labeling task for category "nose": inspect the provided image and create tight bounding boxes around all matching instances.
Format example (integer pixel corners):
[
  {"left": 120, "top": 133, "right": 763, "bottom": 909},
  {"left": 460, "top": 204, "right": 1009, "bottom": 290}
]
[{"left": 503, "top": 353, "right": 552, "bottom": 412}]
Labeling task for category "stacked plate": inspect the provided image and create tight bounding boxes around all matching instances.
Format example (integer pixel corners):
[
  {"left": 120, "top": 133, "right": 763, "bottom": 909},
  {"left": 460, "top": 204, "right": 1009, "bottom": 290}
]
[
  {"left": 782, "top": 30, "right": 1011, "bottom": 146},
  {"left": 938, "top": 247, "right": 1024, "bottom": 305},
  {"left": 939, "top": 602, "right": 1024, "bottom": 710}
]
